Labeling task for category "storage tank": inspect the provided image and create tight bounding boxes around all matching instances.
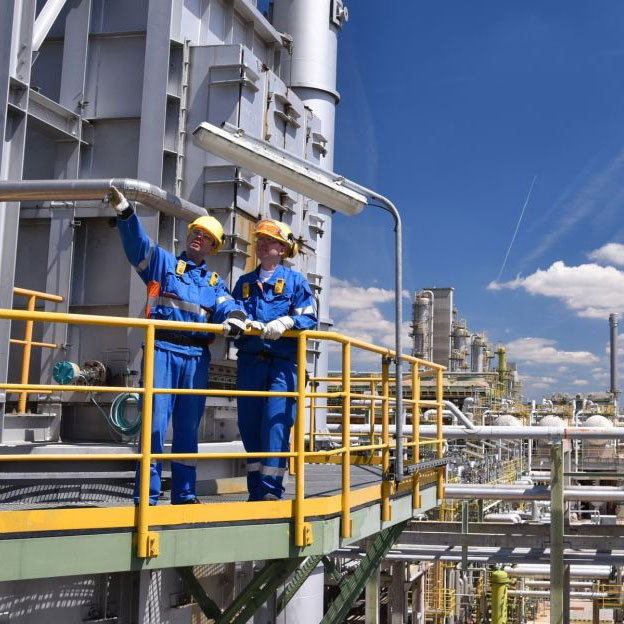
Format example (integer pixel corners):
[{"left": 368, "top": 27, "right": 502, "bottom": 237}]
[
  {"left": 494, "top": 414, "right": 521, "bottom": 427},
  {"left": 538, "top": 415, "right": 564, "bottom": 428},
  {"left": 583, "top": 414, "right": 613, "bottom": 446}
]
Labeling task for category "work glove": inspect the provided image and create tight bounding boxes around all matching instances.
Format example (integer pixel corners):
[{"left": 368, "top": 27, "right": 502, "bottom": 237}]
[
  {"left": 245, "top": 319, "right": 265, "bottom": 332},
  {"left": 222, "top": 309, "right": 247, "bottom": 338},
  {"left": 260, "top": 316, "right": 294, "bottom": 340},
  {"left": 105, "top": 186, "right": 133, "bottom": 218}
]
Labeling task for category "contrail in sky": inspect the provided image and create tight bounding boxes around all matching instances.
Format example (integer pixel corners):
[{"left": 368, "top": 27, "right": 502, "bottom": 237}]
[{"left": 496, "top": 175, "right": 537, "bottom": 282}]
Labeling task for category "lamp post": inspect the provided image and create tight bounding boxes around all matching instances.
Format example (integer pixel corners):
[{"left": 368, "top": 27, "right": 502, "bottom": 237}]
[{"left": 192, "top": 122, "right": 406, "bottom": 480}]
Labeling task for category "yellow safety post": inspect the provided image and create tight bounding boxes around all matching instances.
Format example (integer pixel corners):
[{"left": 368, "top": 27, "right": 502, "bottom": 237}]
[
  {"left": 490, "top": 569, "right": 509, "bottom": 624},
  {"left": 16, "top": 293, "right": 36, "bottom": 413},
  {"left": 435, "top": 368, "right": 444, "bottom": 501},
  {"left": 11, "top": 288, "right": 63, "bottom": 412},
  {"left": 341, "top": 341, "right": 351, "bottom": 538},
  {"left": 308, "top": 379, "right": 316, "bottom": 452},
  {"left": 294, "top": 332, "right": 311, "bottom": 546},
  {"left": 368, "top": 379, "right": 375, "bottom": 459},
  {"left": 381, "top": 357, "right": 391, "bottom": 522},
  {"left": 411, "top": 362, "right": 421, "bottom": 509},
  {"left": 137, "top": 324, "right": 158, "bottom": 558}
]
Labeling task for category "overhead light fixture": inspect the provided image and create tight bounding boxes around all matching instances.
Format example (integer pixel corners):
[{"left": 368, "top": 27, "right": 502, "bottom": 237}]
[
  {"left": 192, "top": 122, "right": 367, "bottom": 216},
  {"left": 192, "top": 120, "right": 407, "bottom": 481}
]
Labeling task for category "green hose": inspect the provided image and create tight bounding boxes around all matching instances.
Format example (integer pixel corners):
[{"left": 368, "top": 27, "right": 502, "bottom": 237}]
[{"left": 109, "top": 392, "right": 142, "bottom": 437}]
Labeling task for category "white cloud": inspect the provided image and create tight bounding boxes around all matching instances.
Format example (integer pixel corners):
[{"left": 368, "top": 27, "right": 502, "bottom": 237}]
[
  {"left": 556, "top": 366, "right": 568, "bottom": 373},
  {"left": 521, "top": 375, "right": 556, "bottom": 384},
  {"left": 572, "top": 379, "right": 589, "bottom": 386},
  {"left": 489, "top": 261, "right": 624, "bottom": 319},
  {"left": 588, "top": 243, "right": 624, "bottom": 266},
  {"left": 329, "top": 277, "right": 412, "bottom": 369},
  {"left": 330, "top": 277, "right": 409, "bottom": 311},
  {"left": 506, "top": 337, "right": 598, "bottom": 365}
]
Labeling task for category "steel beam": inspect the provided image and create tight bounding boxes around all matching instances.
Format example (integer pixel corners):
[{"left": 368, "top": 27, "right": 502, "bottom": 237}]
[
  {"left": 216, "top": 558, "right": 303, "bottom": 624},
  {"left": 320, "top": 521, "right": 408, "bottom": 624},
  {"left": 175, "top": 566, "right": 221, "bottom": 620}
]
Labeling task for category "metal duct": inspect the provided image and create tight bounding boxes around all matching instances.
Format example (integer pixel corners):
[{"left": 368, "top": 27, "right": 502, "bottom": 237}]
[{"left": 0, "top": 179, "right": 207, "bottom": 221}]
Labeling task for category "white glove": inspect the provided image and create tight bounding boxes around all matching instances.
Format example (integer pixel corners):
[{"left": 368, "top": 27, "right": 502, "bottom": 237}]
[
  {"left": 105, "top": 186, "right": 131, "bottom": 216},
  {"left": 222, "top": 310, "right": 247, "bottom": 338},
  {"left": 246, "top": 319, "right": 265, "bottom": 332},
  {"left": 261, "top": 316, "right": 294, "bottom": 340}
]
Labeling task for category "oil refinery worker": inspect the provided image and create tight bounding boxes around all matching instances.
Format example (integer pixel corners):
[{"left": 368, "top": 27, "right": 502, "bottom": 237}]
[
  {"left": 106, "top": 187, "right": 247, "bottom": 505},
  {"left": 232, "top": 219, "right": 317, "bottom": 501}
]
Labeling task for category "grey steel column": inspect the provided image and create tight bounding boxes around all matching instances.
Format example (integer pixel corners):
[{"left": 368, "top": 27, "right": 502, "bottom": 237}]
[
  {"left": 389, "top": 562, "right": 406, "bottom": 624},
  {"left": 364, "top": 565, "right": 380, "bottom": 624},
  {"left": 461, "top": 500, "right": 469, "bottom": 575},
  {"left": 563, "top": 565, "right": 570, "bottom": 624},
  {"left": 550, "top": 442, "right": 564, "bottom": 624},
  {"left": 127, "top": 0, "right": 173, "bottom": 370},
  {"left": 0, "top": 0, "right": 36, "bottom": 434}
]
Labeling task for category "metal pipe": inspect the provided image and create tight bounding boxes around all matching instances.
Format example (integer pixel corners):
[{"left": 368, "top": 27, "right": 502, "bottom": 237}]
[
  {"left": 340, "top": 180, "right": 405, "bottom": 479},
  {"left": 0, "top": 179, "right": 206, "bottom": 221},
  {"left": 611, "top": 313, "right": 620, "bottom": 402},
  {"left": 443, "top": 400, "right": 474, "bottom": 429},
  {"left": 551, "top": 443, "right": 564, "bottom": 624},
  {"left": 508, "top": 590, "right": 608, "bottom": 599},
  {"left": 504, "top": 565, "right": 610, "bottom": 579},
  {"left": 444, "top": 484, "right": 624, "bottom": 501},
  {"left": 324, "top": 423, "right": 624, "bottom": 440}
]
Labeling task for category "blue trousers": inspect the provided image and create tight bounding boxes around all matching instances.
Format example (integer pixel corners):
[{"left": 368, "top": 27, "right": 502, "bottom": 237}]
[
  {"left": 134, "top": 346, "right": 210, "bottom": 505},
  {"left": 236, "top": 352, "right": 296, "bottom": 500}
]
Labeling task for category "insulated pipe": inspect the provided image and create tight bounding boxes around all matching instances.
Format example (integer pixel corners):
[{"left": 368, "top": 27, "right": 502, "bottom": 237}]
[
  {"left": 0, "top": 179, "right": 207, "bottom": 221},
  {"left": 323, "top": 424, "right": 624, "bottom": 440},
  {"left": 508, "top": 590, "right": 607, "bottom": 599},
  {"left": 443, "top": 400, "right": 475, "bottom": 428},
  {"left": 505, "top": 566, "right": 610, "bottom": 579},
  {"left": 444, "top": 484, "right": 624, "bottom": 502}
]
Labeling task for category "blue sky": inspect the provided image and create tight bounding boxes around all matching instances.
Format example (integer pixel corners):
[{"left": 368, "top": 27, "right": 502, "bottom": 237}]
[{"left": 328, "top": 2, "right": 624, "bottom": 398}]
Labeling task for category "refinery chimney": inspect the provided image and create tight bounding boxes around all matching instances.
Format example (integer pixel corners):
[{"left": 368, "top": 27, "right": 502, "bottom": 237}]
[{"left": 610, "top": 313, "right": 620, "bottom": 402}]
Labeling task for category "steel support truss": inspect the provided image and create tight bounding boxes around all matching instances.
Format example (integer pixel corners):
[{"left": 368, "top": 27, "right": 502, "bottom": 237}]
[
  {"left": 174, "top": 523, "right": 408, "bottom": 623},
  {"left": 320, "top": 521, "right": 409, "bottom": 624},
  {"left": 217, "top": 557, "right": 304, "bottom": 624}
]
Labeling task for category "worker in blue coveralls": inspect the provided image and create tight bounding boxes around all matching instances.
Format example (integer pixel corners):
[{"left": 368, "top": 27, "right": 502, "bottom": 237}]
[
  {"left": 232, "top": 219, "right": 317, "bottom": 501},
  {"left": 106, "top": 187, "right": 247, "bottom": 505}
]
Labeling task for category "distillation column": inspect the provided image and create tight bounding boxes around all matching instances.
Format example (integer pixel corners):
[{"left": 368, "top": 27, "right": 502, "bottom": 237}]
[{"left": 272, "top": 0, "right": 348, "bottom": 433}]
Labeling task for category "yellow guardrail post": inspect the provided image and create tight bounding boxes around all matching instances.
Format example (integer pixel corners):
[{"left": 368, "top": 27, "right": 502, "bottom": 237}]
[
  {"left": 412, "top": 362, "right": 421, "bottom": 509},
  {"left": 17, "top": 293, "right": 36, "bottom": 414},
  {"left": 436, "top": 368, "right": 444, "bottom": 501},
  {"left": 137, "top": 324, "right": 158, "bottom": 558},
  {"left": 294, "top": 332, "right": 311, "bottom": 546},
  {"left": 11, "top": 288, "right": 63, "bottom": 413},
  {"left": 368, "top": 379, "right": 376, "bottom": 458},
  {"left": 308, "top": 379, "right": 316, "bottom": 453},
  {"left": 381, "top": 357, "right": 391, "bottom": 522},
  {"left": 341, "top": 341, "right": 351, "bottom": 538}
]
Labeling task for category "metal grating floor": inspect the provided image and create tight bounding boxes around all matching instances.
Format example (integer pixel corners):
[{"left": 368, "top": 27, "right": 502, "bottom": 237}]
[{"left": 0, "top": 463, "right": 386, "bottom": 510}]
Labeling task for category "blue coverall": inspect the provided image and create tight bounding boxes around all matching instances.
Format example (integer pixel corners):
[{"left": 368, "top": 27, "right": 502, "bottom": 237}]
[
  {"left": 117, "top": 212, "right": 240, "bottom": 504},
  {"left": 232, "top": 264, "right": 317, "bottom": 500}
]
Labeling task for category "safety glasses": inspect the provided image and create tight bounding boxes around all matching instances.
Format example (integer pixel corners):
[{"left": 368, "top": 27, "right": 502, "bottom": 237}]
[{"left": 189, "top": 228, "right": 215, "bottom": 244}]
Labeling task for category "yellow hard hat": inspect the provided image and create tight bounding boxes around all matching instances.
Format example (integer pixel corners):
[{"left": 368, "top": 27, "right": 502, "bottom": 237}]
[
  {"left": 187, "top": 216, "right": 224, "bottom": 255},
  {"left": 254, "top": 219, "right": 298, "bottom": 259}
]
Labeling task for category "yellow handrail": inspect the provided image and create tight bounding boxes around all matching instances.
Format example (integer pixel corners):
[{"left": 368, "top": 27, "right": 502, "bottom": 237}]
[
  {"left": 0, "top": 307, "right": 446, "bottom": 557},
  {"left": 10, "top": 287, "right": 64, "bottom": 413}
]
